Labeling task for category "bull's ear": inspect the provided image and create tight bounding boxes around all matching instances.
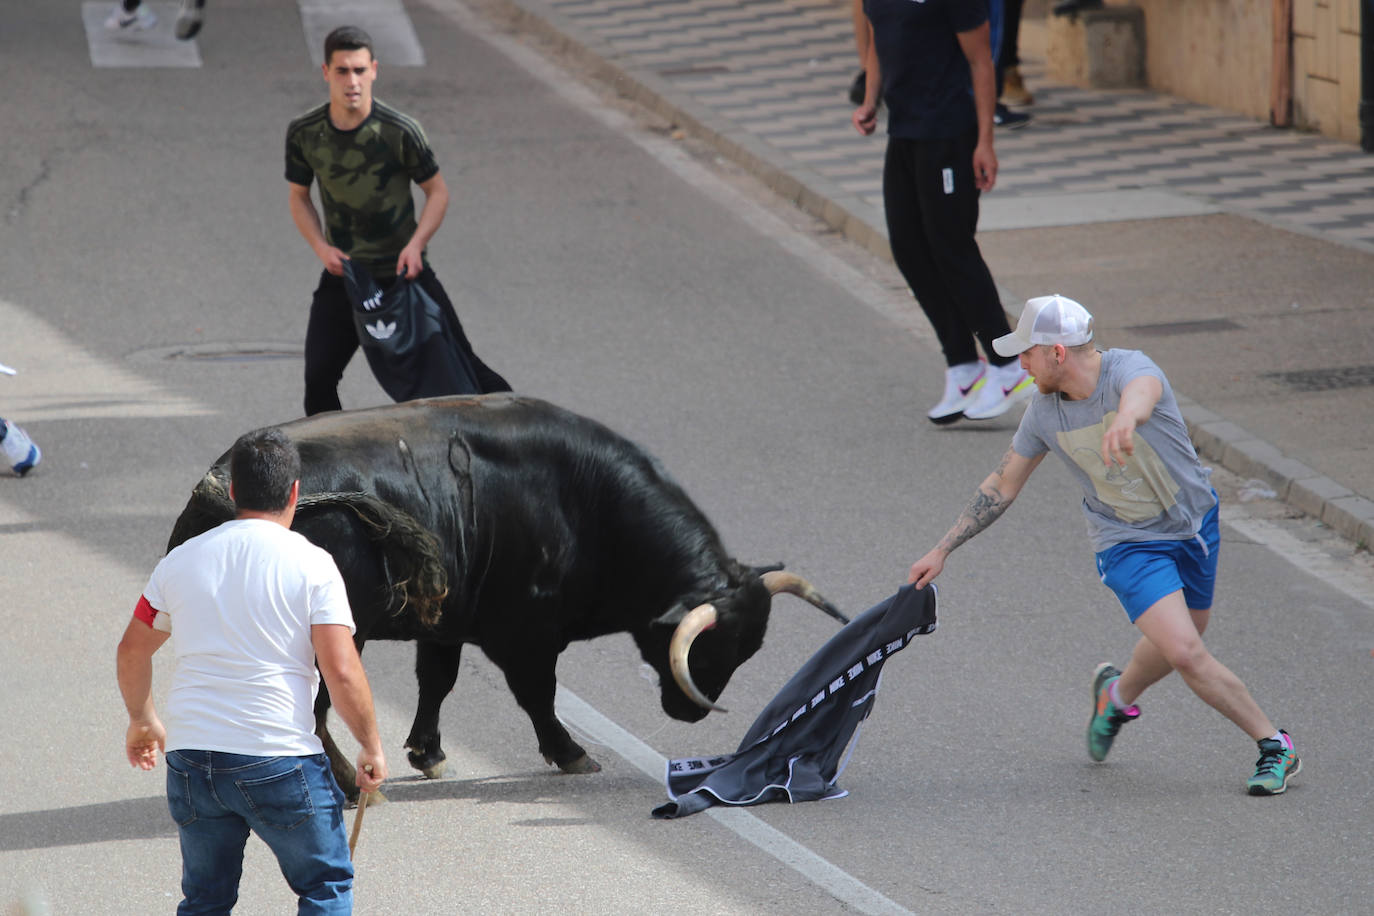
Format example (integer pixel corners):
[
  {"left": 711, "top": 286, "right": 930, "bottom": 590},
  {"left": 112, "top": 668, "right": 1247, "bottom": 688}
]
[
  {"left": 651, "top": 602, "right": 691, "bottom": 629},
  {"left": 745, "top": 562, "right": 785, "bottom": 578}
]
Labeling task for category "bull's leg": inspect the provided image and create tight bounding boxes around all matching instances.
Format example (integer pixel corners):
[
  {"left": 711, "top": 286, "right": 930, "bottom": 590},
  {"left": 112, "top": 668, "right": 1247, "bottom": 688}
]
[
  {"left": 313, "top": 691, "right": 362, "bottom": 803},
  {"left": 405, "top": 641, "right": 462, "bottom": 779},
  {"left": 494, "top": 653, "right": 601, "bottom": 774},
  {"left": 313, "top": 640, "right": 386, "bottom": 805}
]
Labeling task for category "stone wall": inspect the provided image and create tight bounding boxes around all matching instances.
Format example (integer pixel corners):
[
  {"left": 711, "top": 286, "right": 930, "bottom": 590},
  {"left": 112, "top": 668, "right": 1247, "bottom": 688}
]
[{"left": 1019, "top": 0, "right": 1365, "bottom": 145}]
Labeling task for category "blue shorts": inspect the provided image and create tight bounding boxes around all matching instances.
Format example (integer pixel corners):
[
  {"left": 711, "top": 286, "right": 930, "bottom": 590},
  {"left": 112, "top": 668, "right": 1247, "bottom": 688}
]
[{"left": 1094, "top": 499, "right": 1220, "bottom": 623}]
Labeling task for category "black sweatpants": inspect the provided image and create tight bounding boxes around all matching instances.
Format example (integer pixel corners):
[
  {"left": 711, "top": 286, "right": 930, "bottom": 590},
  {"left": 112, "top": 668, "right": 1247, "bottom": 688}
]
[
  {"left": 882, "top": 131, "right": 1014, "bottom": 368},
  {"left": 303, "top": 266, "right": 511, "bottom": 416}
]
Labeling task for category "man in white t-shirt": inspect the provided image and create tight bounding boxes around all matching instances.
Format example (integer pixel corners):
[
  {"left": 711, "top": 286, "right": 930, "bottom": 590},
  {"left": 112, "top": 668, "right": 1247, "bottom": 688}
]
[
  {"left": 906, "top": 295, "right": 1300, "bottom": 796},
  {"left": 117, "top": 427, "right": 388, "bottom": 913}
]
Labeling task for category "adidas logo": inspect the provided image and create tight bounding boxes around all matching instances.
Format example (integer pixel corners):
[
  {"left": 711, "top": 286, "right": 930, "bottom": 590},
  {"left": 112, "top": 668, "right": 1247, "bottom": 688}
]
[{"left": 365, "top": 319, "right": 397, "bottom": 340}]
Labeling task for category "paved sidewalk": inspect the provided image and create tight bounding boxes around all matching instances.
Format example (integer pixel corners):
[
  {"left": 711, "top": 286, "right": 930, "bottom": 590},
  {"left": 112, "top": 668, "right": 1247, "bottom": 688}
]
[{"left": 478, "top": 0, "right": 1374, "bottom": 548}]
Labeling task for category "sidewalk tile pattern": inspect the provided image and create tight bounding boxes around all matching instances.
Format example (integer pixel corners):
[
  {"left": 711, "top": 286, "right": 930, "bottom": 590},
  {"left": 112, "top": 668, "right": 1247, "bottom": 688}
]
[{"left": 544, "top": 0, "right": 1374, "bottom": 246}]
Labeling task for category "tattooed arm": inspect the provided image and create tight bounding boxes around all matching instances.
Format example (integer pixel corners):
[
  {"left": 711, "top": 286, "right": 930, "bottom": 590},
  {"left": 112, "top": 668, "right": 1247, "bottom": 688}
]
[{"left": 908, "top": 446, "right": 1045, "bottom": 588}]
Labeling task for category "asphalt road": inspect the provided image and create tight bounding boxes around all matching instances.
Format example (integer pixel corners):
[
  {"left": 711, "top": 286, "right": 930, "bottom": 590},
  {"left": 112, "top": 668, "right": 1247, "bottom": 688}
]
[{"left": 1, "top": 2, "right": 1371, "bottom": 913}]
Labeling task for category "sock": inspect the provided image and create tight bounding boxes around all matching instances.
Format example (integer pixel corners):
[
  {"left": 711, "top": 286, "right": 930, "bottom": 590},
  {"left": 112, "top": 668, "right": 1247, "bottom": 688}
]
[
  {"left": 1108, "top": 678, "right": 1139, "bottom": 715},
  {"left": 1267, "top": 730, "right": 1291, "bottom": 749}
]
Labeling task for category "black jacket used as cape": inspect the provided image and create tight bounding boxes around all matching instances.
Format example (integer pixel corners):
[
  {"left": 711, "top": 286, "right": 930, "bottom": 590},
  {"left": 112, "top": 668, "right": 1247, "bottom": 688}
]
[{"left": 653, "top": 583, "right": 937, "bottom": 818}]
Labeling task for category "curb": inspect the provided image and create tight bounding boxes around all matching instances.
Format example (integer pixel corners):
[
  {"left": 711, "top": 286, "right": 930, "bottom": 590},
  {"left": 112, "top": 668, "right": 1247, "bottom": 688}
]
[{"left": 484, "top": 0, "right": 1374, "bottom": 552}]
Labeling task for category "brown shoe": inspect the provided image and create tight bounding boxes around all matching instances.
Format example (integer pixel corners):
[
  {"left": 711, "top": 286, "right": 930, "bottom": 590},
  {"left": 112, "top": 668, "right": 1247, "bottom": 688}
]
[{"left": 1002, "top": 66, "right": 1034, "bottom": 107}]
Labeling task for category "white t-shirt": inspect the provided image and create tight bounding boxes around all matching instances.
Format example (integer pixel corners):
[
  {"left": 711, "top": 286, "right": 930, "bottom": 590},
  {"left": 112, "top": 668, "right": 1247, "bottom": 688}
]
[{"left": 142, "top": 518, "right": 355, "bottom": 756}]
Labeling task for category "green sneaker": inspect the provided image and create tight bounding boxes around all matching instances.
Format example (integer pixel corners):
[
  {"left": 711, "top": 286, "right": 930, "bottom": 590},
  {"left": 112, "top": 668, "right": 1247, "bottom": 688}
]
[
  {"left": 1087, "top": 662, "right": 1139, "bottom": 762},
  {"left": 1247, "top": 731, "right": 1301, "bottom": 795}
]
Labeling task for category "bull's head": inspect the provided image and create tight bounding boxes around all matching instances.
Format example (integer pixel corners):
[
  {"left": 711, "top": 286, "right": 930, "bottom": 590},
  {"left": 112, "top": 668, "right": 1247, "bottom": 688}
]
[{"left": 643, "top": 569, "right": 848, "bottom": 722}]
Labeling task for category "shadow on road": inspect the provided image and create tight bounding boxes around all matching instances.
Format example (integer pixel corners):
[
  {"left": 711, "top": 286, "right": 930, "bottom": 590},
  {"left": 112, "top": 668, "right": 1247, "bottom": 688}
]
[{"left": 0, "top": 796, "right": 175, "bottom": 851}]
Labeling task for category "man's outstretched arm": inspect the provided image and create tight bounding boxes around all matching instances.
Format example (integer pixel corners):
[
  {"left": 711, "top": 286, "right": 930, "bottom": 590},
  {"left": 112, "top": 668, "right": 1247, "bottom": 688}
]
[{"left": 908, "top": 446, "right": 1044, "bottom": 587}]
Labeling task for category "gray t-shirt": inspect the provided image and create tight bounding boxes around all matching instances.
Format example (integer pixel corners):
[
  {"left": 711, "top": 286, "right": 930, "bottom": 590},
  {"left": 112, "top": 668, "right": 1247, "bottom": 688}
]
[{"left": 1011, "top": 349, "right": 1216, "bottom": 552}]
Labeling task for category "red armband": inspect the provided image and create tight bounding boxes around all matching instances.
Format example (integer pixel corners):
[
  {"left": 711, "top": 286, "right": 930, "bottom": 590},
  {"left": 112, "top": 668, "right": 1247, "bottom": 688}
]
[{"left": 133, "top": 595, "right": 160, "bottom": 628}]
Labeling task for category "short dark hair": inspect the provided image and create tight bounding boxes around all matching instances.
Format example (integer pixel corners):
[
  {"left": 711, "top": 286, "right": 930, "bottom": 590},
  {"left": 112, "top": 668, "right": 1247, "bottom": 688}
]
[
  {"left": 324, "top": 25, "right": 374, "bottom": 65},
  {"left": 229, "top": 427, "right": 301, "bottom": 513}
]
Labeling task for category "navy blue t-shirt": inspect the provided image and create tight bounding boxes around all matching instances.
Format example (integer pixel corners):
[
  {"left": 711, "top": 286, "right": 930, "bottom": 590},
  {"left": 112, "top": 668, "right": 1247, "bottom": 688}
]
[{"left": 864, "top": 0, "right": 988, "bottom": 139}]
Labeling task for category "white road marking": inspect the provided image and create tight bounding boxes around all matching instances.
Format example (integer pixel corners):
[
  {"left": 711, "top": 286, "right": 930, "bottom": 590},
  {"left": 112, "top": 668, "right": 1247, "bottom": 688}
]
[
  {"left": 1221, "top": 506, "right": 1374, "bottom": 613},
  {"left": 298, "top": 0, "right": 427, "bottom": 67},
  {"left": 82, "top": 2, "right": 202, "bottom": 68},
  {"left": 556, "top": 688, "right": 916, "bottom": 916}
]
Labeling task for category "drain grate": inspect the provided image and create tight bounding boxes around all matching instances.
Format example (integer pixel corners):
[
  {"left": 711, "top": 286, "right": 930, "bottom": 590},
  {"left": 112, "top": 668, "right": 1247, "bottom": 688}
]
[
  {"left": 1123, "top": 318, "right": 1243, "bottom": 336},
  {"left": 1262, "top": 365, "right": 1374, "bottom": 392}
]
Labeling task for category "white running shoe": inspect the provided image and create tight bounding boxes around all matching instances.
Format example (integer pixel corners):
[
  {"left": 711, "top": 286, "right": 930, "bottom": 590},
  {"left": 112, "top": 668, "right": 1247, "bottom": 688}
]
[
  {"left": 1, "top": 419, "right": 41, "bottom": 477},
  {"left": 175, "top": 0, "right": 204, "bottom": 40},
  {"left": 964, "top": 361, "right": 1034, "bottom": 420},
  {"left": 104, "top": 4, "right": 157, "bottom": 30},
  {"left": 927, "top": 361, "right": 986, "bottom": 425}
]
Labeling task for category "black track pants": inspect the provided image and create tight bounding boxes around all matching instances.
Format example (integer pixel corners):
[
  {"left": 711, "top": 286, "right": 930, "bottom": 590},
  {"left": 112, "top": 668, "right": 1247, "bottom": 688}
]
[
  {"left": 303, "top": 266, "right": 511, "bottom": 416},
  {"left": 882, "top": 132, "right": 1013, "bottom": 368}
]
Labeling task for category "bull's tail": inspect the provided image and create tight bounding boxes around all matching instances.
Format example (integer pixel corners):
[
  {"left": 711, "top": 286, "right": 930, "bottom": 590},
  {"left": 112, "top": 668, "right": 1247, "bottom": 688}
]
[{"left": 296, "top": 491, "right": 449, "bottom": 627}]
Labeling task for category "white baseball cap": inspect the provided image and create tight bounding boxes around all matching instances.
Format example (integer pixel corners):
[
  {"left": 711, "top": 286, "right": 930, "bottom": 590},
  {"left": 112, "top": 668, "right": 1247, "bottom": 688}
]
[{"left": 993, "top": 294, "right": 1095, "bottom": 357}]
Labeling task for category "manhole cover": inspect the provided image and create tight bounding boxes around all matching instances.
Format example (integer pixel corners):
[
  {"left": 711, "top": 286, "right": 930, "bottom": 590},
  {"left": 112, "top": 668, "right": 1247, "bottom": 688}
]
[
  {"left": 128, "top": 342, "right": 303, "bottom": 364},
  {"left": 1262, "top": 365, "right": 1374, "bottom": 392}
]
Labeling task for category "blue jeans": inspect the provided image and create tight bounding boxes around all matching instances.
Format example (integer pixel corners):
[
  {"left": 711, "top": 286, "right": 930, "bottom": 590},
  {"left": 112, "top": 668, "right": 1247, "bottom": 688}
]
[{"left": 165, "top": 750, "right": 353, "bottom": 915}]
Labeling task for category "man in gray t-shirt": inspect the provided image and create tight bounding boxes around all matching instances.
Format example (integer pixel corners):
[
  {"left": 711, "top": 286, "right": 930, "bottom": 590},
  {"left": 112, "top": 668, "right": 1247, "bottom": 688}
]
[{"left": 907, "top": 295, "right": 1300, "bottom": 796}]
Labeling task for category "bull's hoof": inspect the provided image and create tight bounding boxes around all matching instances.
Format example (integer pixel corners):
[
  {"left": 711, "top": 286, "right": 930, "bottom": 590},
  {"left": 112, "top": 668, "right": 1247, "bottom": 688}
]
[
  {"left": 554, "top": 753, "right": 601, "bottom": 774},
  {"left": 407, "top": 747, "right": 448, "bottom": 780}
]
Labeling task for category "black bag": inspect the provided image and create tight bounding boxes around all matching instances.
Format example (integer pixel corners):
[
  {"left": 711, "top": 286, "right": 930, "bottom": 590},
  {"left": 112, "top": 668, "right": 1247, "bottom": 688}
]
[{"left": 341, "top": 260, "right": 481, "bottom": 402}]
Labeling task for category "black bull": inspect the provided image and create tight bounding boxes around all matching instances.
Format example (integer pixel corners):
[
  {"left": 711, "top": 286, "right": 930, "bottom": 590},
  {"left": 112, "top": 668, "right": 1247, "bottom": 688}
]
[{"left": 167, "top": 395, "right": 847, "bottom": 794}]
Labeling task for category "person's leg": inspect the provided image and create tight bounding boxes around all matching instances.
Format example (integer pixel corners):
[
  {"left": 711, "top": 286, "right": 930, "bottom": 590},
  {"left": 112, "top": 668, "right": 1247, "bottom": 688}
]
[
  {"left": 910, "top": 129, "right": 1031, "bottom": 420},
  {"left": 884, "top": 137, "right": 993, "bottom": 423},
  {"left": 1114, "top": 607, "right": 1210, "bottom": 703},
  {"left": 848, "top": 0, "right": 871, "bottom": 105},
  {"left": 166, "top": 750, "right": 251, "bottom": 915},
  {"left": 106, "top": 0, "right": 156, "bottom": 29},
  {"left": 415, "top": 268, "right": 512, "bottom": 393},
  {"left": 1114, "top": 500, "right": 1221, "bottom": 706},
  {"left": 883, "top": 137, "right": 980, "bottom": 367},
  {"left": 218, "top": 753, "right": 354, "bottom": 916},
  {"left": 911, "top": 130, "right": 1014, "bottom": 363},
  {"left": 1132, "top": 590, "right": 1276, "bottom": 740},
  {"left": 1000, "top": 0, "right": 1023, "bottom": 72},
  {"left": 999, "top": 0, "right": 1034, "bottom": 105},
  {"left": 1089, "top": 536, "right": 1200, "bottom": 760},
  {"left": 303, "top": 271, "right": 359, "bottom": 415},
  {"left": 176, "top": 0, "right": 206, "bottom": 41}
]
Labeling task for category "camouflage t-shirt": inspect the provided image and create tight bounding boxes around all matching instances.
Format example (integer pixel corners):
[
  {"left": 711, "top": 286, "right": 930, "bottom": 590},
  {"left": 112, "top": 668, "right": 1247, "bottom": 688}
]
[{"left": 284, "top": 99, "right": 440, "bottom": 277}]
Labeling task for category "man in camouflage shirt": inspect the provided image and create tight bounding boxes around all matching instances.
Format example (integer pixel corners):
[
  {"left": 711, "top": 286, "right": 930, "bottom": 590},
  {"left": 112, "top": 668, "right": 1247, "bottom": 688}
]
[{"left": 286, "top": 25, "right": 509, "bottom": 415}]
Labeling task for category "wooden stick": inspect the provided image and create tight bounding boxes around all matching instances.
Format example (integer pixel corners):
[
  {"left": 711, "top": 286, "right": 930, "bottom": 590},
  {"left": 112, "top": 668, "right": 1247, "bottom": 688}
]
[{"left": 349, "top": 790, "right": 370, "bottom": 860}]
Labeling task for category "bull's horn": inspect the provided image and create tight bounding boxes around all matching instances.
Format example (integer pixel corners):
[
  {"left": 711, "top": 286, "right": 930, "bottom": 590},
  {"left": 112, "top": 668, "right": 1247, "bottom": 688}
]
[
  {"left": 761, "top": 570, "right": 850, "bottom": 625},
  {"left": 668, "top": 603, "right": 728, "bottom": 713}
]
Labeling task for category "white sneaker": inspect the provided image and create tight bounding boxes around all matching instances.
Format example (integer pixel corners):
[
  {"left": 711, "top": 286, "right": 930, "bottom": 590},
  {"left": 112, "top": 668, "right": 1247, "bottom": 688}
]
[
  {"left": 175, "top": 0, "right": 204, "bottom": 40},
  {"left": 1, "top": 419, "right": 41, "bottom": 477},
  {"left": 927, "top": 361, "right": 986, "bottom": 425},
  {"left": 104, "top": 4, "right": 157, "bottom": 30},
  {"left": 963, "top": 361, "right": 1034, "bottom": 420}
]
